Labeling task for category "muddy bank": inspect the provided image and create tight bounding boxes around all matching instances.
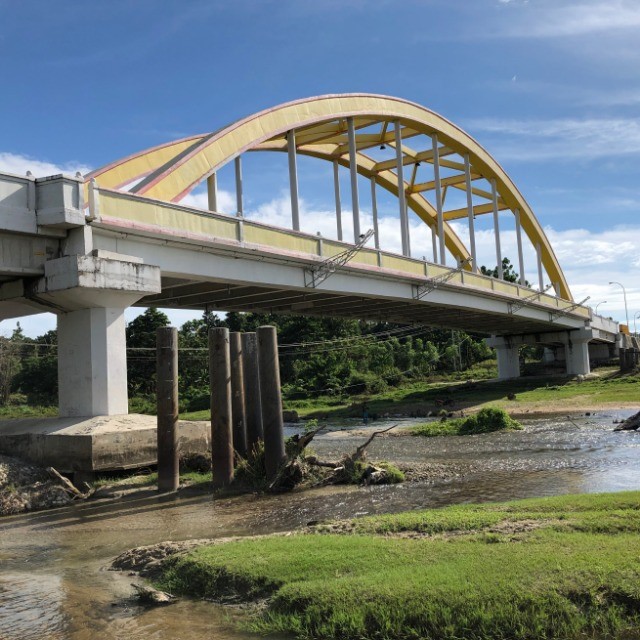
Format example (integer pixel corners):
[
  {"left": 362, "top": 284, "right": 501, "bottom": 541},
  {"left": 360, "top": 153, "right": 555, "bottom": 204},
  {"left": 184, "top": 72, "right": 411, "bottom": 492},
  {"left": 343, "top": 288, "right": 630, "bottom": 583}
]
[{"left": 0, "top": 454, "right": 77, "bottom": 515}]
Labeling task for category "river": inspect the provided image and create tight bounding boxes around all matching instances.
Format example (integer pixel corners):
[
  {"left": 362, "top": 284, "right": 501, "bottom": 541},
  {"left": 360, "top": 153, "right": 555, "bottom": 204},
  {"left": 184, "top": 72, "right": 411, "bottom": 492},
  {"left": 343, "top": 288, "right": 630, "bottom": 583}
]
[{"left": 1, "top": 411, "right": 639, "bottom": 640}]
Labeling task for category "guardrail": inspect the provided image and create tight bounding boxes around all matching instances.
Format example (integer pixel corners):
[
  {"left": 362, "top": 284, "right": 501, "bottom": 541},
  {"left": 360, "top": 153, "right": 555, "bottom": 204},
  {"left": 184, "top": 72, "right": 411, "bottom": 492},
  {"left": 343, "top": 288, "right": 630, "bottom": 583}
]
[{"left": 89, "top": 183, "right": 591, "bottom": 319}]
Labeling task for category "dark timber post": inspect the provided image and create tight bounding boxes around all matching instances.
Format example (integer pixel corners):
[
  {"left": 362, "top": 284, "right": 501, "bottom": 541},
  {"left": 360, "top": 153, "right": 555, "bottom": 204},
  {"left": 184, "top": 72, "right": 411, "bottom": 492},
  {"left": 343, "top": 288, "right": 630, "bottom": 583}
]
[
  {"left": 209, "top": 327, "right": 234, "bottom": 487},
  {"left": 242, "top": 332, "right": 263, "bottom": 456},
  {"left": 156, "top": 326, "right": 179, "bottom": 493},
  {"left": 229, "top": 332, "right": 248, "bottom": 458},
  {"left": 257, "top": 325, "right": 286, "bottom": 480}
]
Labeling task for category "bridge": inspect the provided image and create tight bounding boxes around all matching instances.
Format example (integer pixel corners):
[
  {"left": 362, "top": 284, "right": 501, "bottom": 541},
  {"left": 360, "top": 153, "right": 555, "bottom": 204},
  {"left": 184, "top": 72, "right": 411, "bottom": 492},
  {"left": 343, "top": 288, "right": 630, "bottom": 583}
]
[{"left": 0, "top": 94, "right": 620, "bottom": 418}]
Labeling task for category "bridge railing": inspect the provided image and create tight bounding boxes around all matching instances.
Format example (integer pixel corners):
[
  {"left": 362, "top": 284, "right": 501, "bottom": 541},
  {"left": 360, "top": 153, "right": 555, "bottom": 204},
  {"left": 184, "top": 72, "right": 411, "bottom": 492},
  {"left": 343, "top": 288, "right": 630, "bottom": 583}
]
[{"left": 92, "top": 185, "right": 589, "bottom": 320}]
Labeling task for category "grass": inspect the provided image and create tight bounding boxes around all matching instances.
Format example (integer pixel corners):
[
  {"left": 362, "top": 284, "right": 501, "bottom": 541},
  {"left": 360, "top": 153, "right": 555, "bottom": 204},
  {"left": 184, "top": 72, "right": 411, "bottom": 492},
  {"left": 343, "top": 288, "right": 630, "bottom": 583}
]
[
  {"left": 178, "top": 368, "right": 639, "bottom": 423},
  {"left": 158, "top": 491, "right": 640, "bottom": 640},
  {"left": 412, "top": 406, "right": 523, "bottom": 437},
  {"left": 92, "top": 469, "right": 211, "bottom": 489},
  {"left": 0, "top": 404, "right": 58, "bottom": 418}
]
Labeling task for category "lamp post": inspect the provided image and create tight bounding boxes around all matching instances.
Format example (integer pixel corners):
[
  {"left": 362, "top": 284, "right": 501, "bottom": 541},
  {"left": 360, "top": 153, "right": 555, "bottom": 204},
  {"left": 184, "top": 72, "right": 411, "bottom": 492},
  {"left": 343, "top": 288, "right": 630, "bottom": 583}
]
[
  {"left": 609, "top": 281, "right": 629, "bottom": 328},
  {"left": 634, "top": 311, "right": 640, "bottom": 335},
  {"left": 594, "top": 301, "right": 607, "bottom": 315}
]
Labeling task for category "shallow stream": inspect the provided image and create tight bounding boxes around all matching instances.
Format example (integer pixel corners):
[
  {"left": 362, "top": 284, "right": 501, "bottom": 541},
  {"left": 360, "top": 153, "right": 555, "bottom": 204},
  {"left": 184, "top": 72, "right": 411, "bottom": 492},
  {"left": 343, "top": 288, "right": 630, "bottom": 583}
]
[{"left": 1, "top": 410, "right": 639, "bottom": 640}]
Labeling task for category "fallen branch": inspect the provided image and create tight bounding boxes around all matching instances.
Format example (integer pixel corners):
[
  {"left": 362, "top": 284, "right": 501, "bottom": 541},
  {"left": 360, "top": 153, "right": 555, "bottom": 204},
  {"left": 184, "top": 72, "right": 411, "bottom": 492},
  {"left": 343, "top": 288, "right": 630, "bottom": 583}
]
[
  {"left": 46, "top": 467, "right": 92, "bottom": 499},
  {"left": 352, "top": 424, "right": 399, "bottom": 461}
]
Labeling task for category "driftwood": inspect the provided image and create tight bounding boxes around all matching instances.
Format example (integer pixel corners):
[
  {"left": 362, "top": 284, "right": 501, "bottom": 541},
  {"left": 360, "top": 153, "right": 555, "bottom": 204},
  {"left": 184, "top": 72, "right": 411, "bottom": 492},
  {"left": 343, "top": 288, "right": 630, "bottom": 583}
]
[
  {"left": 269, "top": 424, "right": 400, "bottom": 491},
  {"left": 286, "top": 427, "right": 325, "bottom": 458},
  {"left": 268, "top": 427, "right": 327, "bottom": 492},
  {"left": 46, "top": 467, "right": 93, "bottom": 499},
  {"left": 131, "top": 583, "right": 176, "bottom": 606},
  {"left": 310, "top": 424, "right": 399, "bottom": 486},
  {"left": 614, "top": 411, "right": 640, "bottom": 432}
]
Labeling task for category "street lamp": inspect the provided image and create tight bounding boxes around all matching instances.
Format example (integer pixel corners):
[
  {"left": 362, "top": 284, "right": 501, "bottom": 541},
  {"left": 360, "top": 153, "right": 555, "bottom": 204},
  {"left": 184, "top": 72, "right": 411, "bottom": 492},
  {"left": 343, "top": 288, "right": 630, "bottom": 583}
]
[
  {"left": 609, "top": 281, "right": 629, "bottom": 328},
  {"left": 594, "top": 301, "right": 607, "bottom": 315},
  {"left": 635, "top": 311, "right": 640, "bottom": 335}
]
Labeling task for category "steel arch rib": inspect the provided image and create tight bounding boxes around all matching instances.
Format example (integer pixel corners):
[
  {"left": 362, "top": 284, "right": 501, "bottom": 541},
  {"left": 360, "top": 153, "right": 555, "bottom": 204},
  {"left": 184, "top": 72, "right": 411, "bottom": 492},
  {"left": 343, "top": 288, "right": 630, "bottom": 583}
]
[{"left": 87, "top": 93, "right": 572, "bottom": 300}]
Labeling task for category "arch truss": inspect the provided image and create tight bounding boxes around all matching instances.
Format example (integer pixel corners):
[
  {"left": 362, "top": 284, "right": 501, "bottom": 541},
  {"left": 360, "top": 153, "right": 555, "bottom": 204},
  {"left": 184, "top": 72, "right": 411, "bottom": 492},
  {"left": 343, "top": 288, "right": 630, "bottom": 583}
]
[{"left": 87, "top": 94, "right": 572, "bottom": 301}]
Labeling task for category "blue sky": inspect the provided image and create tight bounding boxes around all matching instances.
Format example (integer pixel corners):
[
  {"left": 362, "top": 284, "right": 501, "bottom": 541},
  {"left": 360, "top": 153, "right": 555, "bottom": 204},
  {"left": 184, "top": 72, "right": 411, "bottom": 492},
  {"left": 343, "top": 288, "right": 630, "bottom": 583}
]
[{"left": 1, "top": 0, "right": 639, "bottom": 335}]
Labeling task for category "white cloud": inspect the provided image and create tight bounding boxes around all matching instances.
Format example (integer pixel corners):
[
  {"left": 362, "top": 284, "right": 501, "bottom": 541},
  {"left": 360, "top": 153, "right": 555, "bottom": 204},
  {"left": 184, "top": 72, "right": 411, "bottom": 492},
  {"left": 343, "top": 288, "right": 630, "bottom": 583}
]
[
  {"left": 181, "top": 188, "right": 236, "bottom": 213},
  {"left": 0, "top": 151, "right": 91, "bottom": 178},
  {"left": 498, "top": 0, "right": 640, "bottom": 37},
  {"left": 466, "top": 117, "right": 640, "bottom": 162}
]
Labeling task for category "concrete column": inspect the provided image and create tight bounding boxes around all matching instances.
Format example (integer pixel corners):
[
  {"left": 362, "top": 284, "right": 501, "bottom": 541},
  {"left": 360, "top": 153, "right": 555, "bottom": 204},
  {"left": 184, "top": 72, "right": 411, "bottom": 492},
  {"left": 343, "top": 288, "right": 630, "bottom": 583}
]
[
  {"left": 207, "top": 173, "right": 218, "bottom": 212},
  {"left": 333, "top": 160, "right": 343, "bottom": 241},
  {"left": 431, "top": 226, "right": 438, "bottom": 263},
  {"left": 229, "top": 332, "right": 247, "bottom": 458},
  {"left": 395, "top": 121, "right": 410, "bottom": 256},
  {"left": 515, "top": 208, "right": 526, "bottom": 286},
  {"left": 58, "top": 306, "right": 129, "bottom": 417},
  {"left": 287, "top": 130, "right": 300, "bottom": 231},
  {"left": 536, "top": 243, "right": 544, "bottom": 291},
  {"left": 347, "top": 117, "right": 361, "bottom": 241},
  {"left": 491, "top": 179, "right": 503, "bottom": 280},
  {"left": 370, "top": 176, "right": 380, "bottom": 250},
  {"left": 241, "top": 332, "right": 263, "bottom": 455},
  {"left": 257, "top": 326, "right": 286, "bottom": 480},
  {"left": 156, "top": 326, "right": 179, "bottom": 493},
  {"left": 485, "top": 336, "right": 520, "bottom": 379},
  {"left": 235, "top": 156, "right": 243, "bottom": 217},
  {"left": 209, "top": 327, "right": 234, "bottom": 487},
  {"left": 565, "top": 337, "right": 591, "bottom": 376},
  {"left": 432, "top": 134, "right": 446, "bottom": 265},
  {"left": 464, "top": 154, "right": 477, "bottom": 273}
]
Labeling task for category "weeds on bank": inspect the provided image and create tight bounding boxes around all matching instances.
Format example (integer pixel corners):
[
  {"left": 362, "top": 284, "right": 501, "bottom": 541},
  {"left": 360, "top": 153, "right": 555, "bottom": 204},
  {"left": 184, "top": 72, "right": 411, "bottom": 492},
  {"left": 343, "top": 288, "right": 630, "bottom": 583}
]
[
  {"left": 411, "top": 406, "right": 522, "bottom": 437},
  {"left": 157, "top": 491, "right": 640, "bottom": 640}
]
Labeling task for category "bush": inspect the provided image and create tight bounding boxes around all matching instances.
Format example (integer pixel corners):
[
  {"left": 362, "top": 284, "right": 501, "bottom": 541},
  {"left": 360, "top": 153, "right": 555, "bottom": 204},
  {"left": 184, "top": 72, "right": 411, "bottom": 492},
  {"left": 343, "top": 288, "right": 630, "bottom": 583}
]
[
  {"left": 185, "top": 390, "right": 210, "bottom": 412},
  {"left": 458, "top": 406, "right": 522, "bottom": 434},
  {"left": 413, "top": 407, "right": 522, "bottom": 437}
]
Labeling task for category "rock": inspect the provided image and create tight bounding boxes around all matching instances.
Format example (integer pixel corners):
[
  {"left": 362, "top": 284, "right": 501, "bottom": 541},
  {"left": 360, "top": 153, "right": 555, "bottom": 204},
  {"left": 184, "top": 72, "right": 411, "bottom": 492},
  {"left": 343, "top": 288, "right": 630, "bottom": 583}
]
[
  {"left": 130, "top": 583, "right": 176, "bottom": 606},
  {"left": 283, "top": 410, "right": 299, "bottom": 423},
  {"left": 614, "top": 411, "right": 640, "bottom": 432}
]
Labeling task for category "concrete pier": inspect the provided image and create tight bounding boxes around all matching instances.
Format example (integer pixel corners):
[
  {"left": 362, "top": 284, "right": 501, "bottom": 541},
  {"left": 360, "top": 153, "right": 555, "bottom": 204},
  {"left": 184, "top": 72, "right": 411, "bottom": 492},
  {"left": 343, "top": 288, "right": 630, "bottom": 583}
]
[
  {"left": 257, "top": 326, "right": 286, "bottom": 480},
  {"left": 156, "top": 327, "right": 179, "bottom": 493},
  {"left": 209, "top": 327, "right": 234, "bottom": 487},
  {"left": 242, "top": 332, "right": 263, "bottom": 455},
  {"left": 229, "top": 332, "right": 248, "bottom": 458}
]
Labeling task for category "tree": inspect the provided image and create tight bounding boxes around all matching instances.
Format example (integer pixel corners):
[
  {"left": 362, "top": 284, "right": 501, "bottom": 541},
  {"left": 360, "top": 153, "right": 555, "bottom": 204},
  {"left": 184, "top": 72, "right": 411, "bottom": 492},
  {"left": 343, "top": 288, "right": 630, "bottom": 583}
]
[
  {"left": 11, "top": 329, "right": 58, "bottom": 405},
  {"left": 126, "top": 308, "right": 170, "bottom": 396},
  {"left": 0, "top": 324, "right": 25, "bottom": 404},
  {"left": 481, "top": 257, "right": 530, "bottom": 286}
]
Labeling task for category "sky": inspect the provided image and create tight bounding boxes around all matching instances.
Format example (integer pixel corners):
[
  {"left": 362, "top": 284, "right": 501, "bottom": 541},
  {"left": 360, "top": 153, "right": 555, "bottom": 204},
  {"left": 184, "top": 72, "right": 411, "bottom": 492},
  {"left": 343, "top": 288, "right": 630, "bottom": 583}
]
[{"left": 1, "top": 0, "right": 639, "bottom": 336}]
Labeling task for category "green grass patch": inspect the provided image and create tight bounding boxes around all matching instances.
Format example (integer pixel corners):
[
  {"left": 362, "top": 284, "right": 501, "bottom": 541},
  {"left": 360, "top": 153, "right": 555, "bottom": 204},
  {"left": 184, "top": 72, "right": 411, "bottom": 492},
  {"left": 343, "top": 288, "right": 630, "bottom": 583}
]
[
  {"left": 412, "top": 406, "right": 522, "bottom": 437},
  {"left": 0, "top": 404, "right": 58, "bottom": 418},
  {"left": 157, "top": 491, "right": 640, "bottom": 640},
  {"left": 284, "top": 368, "right": 639, "bottom": 421},
  {"left": 92, "top": 469, "right": 210, "bottom": 489}
]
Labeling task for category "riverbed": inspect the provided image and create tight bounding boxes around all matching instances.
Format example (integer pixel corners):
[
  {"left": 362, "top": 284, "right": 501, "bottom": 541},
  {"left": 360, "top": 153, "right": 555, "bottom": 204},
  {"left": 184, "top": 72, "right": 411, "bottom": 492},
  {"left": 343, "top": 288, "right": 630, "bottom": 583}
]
[{"left": 1, "top": 410, "right": 639, "bottom": 640}]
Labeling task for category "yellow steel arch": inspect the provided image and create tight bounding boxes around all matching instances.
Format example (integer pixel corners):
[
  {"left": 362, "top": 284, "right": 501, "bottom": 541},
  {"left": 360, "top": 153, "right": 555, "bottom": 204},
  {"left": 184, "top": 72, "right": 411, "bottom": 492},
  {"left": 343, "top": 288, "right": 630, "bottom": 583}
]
[{"left": 88, "top": 94, "right": 572, "bottom": 300}]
